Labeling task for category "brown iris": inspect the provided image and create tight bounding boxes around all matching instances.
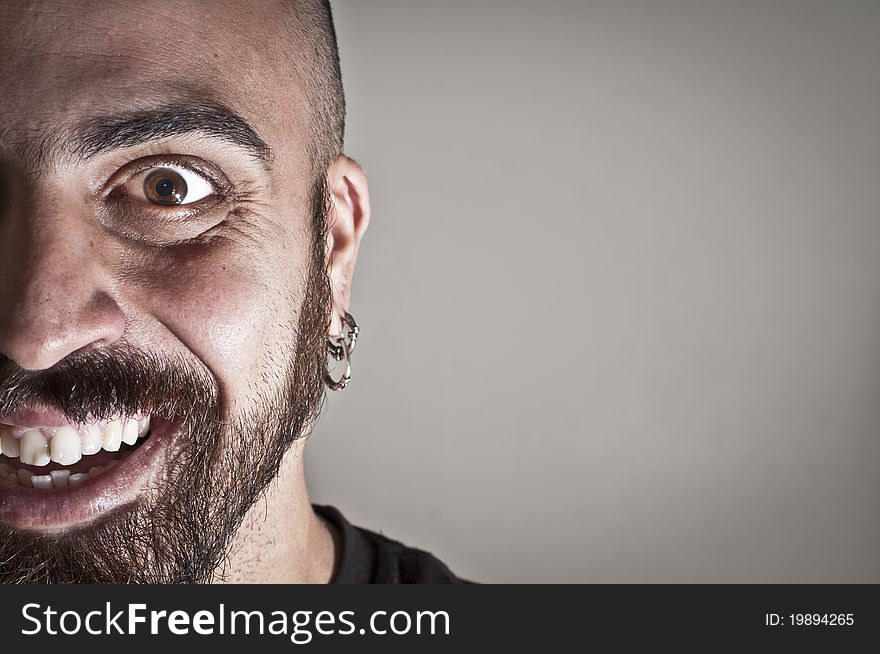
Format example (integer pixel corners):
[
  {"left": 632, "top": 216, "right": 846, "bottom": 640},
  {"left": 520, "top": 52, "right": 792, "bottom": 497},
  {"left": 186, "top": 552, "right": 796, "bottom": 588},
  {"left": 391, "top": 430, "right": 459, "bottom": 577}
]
[{"left": 143, "top": 168, "right": 188, "bottom": 205}]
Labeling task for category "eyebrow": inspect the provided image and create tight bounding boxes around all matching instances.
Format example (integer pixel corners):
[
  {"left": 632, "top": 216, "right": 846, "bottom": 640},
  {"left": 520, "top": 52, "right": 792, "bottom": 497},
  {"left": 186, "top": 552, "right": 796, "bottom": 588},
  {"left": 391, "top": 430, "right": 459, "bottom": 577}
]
[{"left": 73, "top": 102, "right": 273, "bottom": 164}]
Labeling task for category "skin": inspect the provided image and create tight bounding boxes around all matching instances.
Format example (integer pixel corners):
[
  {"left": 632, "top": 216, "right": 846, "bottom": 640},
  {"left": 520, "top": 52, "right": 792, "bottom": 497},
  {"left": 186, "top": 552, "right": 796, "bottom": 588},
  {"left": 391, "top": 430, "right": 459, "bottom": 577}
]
[{"left": 0, "top": 0, "right": 370, "bottom": 582}]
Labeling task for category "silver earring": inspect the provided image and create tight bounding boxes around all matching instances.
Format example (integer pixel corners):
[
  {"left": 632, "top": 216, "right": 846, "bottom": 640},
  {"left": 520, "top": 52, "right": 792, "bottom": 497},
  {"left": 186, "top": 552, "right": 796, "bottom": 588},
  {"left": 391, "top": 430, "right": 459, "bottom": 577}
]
[{"left": 325, "top": 312, "right": 359, "bottom": 391}]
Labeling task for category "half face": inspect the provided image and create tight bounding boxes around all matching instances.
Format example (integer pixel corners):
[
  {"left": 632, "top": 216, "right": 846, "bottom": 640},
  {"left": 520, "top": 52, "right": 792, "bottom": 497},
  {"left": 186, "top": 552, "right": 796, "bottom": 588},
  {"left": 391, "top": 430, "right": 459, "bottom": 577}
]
[{"left": 0, "top": 0, "right": 330, "bottom": 581}]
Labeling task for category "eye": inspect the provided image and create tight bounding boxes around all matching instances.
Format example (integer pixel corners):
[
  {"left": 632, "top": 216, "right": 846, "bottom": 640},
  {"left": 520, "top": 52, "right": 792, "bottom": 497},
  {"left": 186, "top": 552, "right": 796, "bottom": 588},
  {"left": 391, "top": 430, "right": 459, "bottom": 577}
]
[{"left": 122, "top": 166, "right": 216, "bottom": 206}]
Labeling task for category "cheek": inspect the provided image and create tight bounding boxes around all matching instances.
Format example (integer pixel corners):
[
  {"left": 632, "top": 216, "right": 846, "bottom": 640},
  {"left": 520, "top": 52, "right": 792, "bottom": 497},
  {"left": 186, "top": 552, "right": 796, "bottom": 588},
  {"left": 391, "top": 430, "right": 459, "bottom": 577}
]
[
  {"left": 135, "top": 241, "right": 305, "bottom": 400},
  {"left": 180, "top": 275, "right": 267, "bottom": 367}
]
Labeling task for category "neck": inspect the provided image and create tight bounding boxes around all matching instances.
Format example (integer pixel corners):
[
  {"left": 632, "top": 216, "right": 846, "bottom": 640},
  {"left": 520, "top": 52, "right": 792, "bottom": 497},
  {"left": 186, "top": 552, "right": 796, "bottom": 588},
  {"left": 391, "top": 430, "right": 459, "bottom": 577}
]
[{"left": 214, "top": 439, "right": 336, "bottom": 583}]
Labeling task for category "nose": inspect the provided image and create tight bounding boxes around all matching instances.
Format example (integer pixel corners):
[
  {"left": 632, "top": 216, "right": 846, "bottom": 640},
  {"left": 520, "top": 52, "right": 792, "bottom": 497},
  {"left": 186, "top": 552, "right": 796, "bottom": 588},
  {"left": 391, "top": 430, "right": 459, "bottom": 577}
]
[{"left": 0, "top": 189, "right": 125, "bottom": 371}]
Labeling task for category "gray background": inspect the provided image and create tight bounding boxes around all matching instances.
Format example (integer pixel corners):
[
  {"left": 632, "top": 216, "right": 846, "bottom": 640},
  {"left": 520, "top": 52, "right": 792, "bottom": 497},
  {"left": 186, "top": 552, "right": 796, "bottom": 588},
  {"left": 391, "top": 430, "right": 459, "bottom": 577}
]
[{"left": 307, "top": 0, "right": 880, "bottom": 582}]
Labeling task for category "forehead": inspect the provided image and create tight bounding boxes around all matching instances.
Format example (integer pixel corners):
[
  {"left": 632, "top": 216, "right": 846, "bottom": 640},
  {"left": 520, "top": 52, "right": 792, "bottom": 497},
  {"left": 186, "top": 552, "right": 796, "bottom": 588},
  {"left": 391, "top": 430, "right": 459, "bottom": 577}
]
[{"left": 0, "top": 0, "right": 303, "bottom": 154}]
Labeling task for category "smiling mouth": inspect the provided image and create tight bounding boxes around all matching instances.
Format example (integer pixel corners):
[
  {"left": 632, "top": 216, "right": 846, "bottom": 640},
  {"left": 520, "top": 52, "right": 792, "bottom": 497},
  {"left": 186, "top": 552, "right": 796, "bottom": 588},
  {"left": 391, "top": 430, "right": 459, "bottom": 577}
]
[
  {"left": 0, "top": 416, "right": 152, "bottom": 490},
  {"left": 0, "top": 409, "right": 180, "bottom": 531}
]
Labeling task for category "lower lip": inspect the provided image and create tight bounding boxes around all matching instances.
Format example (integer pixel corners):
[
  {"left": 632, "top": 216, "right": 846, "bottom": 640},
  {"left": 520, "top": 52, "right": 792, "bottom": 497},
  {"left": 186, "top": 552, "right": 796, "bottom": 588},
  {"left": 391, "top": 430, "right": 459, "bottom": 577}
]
[{"left": 0, "top": 418, "right": 178, "bottom": 532}]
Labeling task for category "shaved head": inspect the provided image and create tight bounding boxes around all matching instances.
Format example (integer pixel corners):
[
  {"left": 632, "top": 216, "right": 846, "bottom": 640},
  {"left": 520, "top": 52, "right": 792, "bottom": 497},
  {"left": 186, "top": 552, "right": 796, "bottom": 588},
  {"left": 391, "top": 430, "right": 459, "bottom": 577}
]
[{"left": 287, "top": 0, "right": 346, "bottom": 176}]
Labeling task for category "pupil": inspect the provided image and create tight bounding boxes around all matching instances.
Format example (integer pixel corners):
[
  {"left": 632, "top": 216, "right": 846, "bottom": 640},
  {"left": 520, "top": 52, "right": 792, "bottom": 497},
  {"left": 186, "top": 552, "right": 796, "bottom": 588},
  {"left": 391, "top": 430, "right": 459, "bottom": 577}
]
[
  {"left": 155, "top": 179, "right": 174, "bottom": 197},
  {"left": 143, "top": 168, "right": 187, "bottom": 205}
]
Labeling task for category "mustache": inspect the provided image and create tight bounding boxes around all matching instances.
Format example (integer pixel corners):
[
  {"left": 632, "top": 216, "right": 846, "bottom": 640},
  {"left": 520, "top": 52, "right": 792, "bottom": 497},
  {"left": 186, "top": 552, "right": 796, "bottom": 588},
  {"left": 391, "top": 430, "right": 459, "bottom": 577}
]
[{"left": 0, "top": 343, "right": 219, "bottom": 426}]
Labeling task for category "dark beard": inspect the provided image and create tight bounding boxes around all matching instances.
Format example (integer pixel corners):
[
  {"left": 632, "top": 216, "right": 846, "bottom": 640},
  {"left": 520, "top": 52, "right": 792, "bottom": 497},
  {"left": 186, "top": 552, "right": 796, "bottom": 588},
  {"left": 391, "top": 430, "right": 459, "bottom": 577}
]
[{"left": 0, "top": 179, "right": 331, "bottom": 583}]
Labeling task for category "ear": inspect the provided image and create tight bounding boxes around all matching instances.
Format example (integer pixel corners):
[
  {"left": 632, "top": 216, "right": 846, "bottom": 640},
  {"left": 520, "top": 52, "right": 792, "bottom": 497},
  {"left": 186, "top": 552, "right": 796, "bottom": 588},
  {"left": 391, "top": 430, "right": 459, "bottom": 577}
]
[{"left": 325, "top": 155, "right": 371, "bottom": 336}]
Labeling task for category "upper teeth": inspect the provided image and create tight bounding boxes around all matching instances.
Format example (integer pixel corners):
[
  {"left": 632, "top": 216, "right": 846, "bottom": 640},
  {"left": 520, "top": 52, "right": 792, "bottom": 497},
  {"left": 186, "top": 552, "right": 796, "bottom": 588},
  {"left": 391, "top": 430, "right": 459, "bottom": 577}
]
[{"left": 0, "top": 416, "right": 150, "bottom": 467}]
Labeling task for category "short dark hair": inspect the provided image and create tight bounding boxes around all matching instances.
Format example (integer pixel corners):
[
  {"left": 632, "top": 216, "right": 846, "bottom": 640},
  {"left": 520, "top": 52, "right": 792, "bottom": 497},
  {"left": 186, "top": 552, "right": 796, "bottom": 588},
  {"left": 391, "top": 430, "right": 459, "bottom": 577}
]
[{"left": 287, "top": 0, "right": 346, "bottom": 175}]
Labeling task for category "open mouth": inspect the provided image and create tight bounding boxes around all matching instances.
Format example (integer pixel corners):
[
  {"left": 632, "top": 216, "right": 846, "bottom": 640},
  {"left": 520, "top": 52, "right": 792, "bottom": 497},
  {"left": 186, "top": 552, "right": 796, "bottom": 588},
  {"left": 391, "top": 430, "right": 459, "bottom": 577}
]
[
  {"left": 0, "top": 416, "right": 152, "bottom": 490},
  {"left": 0, "top": 410, "right": 179, "bottom": 531}
]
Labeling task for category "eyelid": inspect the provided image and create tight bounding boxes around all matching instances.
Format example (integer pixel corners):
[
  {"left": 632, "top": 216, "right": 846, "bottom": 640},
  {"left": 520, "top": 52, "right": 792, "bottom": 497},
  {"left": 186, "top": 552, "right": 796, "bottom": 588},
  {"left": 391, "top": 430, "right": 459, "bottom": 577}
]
[{"left": 104, "top": 155, "right": 232, "bottom": 199}]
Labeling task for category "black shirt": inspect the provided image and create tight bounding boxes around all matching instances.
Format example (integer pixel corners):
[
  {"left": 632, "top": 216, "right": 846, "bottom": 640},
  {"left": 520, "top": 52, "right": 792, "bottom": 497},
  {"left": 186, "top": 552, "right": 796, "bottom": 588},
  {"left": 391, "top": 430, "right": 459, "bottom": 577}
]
[{"left": 314, "top": 504, "right": 463, "bottom": 584}]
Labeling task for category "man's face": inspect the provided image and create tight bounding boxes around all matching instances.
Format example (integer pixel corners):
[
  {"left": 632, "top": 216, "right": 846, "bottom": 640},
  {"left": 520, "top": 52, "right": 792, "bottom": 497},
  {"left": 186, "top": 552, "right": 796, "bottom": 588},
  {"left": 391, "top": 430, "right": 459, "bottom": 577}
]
[{"left": 0, "top": 0, "right": 332, "bottom": 581}]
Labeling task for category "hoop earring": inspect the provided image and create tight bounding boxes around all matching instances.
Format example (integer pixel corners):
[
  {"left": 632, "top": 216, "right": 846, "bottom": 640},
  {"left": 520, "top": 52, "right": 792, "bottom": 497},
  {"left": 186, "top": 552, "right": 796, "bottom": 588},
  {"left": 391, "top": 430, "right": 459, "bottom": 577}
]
[{"left": 325, "top": 312, "right": 359, "bottom": 391}]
